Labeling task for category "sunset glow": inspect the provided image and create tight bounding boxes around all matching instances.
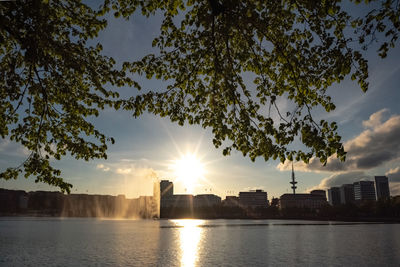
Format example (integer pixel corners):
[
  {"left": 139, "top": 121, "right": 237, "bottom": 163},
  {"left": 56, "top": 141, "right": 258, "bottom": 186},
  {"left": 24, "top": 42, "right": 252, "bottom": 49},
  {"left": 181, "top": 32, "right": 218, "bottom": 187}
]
[
  {"left": 173, "top": 219, "right": 204, "bottom": 267},
  {"left": 171, "top": 153, "right": 205, "bottom": 194}
]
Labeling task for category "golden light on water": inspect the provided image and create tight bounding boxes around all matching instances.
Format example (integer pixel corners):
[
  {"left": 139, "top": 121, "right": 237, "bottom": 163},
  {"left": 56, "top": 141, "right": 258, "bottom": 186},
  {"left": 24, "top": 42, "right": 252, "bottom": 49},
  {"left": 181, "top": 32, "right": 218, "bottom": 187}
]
[
  {"left": 171, "top": 153, "right": 205, "bottom": 194},
  {"left": 173, "top": 219, "right": 204, "bottom": 267}
]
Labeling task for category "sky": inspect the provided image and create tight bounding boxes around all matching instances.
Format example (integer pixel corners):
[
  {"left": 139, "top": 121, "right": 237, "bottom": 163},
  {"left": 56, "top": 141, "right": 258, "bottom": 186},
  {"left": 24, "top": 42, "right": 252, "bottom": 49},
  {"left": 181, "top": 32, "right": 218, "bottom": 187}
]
[{"left": 1, "top": 4, "right": 400, "bottom": 200}]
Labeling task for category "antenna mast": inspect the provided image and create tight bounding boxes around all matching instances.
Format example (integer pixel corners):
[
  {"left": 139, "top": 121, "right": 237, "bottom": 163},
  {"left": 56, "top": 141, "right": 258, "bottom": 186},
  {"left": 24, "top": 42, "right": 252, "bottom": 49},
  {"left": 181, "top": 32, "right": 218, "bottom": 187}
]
[{"left": 290, "top": 161, "right": 297, "bottom": 195}]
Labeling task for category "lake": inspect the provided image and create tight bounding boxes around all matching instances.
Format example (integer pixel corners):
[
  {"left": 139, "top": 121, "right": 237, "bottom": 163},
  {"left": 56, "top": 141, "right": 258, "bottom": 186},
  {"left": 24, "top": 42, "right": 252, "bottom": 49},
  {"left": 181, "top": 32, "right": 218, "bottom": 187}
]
[{"left": 0, "top": 218, "right": 399, "bottom": 266}]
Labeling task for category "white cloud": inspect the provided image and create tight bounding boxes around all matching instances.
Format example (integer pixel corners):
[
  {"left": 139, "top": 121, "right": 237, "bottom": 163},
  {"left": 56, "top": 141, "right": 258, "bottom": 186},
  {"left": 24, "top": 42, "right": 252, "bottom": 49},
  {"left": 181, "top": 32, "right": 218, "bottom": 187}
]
[
  {"left": 96, "top": 164, "right": 110, "bottom": 172},
  {"left": 116, "top": 168, "right": 132, "bottom": 174},
  {"left": 362, "top": 108, "right": 388, "bottom": 128},
  {"left": 386, "top": 167, "right": 400, "bottom": 182},
  {"left": 95, "top": 160, "right": 159, "bottom": 180},
  {"left": 389, "top": 182, "right": 400, "bottom": 196},
  {"left": 0, "top": 138, "right": 30, "bottom": 157},
  {"left": 277, "top": 110, "right": 400, "bottom": 173}
]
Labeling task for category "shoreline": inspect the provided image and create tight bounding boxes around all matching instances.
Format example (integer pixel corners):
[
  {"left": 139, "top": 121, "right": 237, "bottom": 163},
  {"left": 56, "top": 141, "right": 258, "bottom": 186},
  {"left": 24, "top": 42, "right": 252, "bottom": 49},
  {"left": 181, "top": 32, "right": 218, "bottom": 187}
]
[{"left": 1, "top": 214, "right": 399, "bottom": 223}]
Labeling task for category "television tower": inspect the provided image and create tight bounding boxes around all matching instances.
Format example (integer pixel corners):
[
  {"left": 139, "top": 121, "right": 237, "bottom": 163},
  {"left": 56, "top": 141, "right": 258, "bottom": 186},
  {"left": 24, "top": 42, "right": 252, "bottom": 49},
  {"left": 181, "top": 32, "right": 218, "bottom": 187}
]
[{"left": 290, "top": 161, "right": 297, "bottom": 195}]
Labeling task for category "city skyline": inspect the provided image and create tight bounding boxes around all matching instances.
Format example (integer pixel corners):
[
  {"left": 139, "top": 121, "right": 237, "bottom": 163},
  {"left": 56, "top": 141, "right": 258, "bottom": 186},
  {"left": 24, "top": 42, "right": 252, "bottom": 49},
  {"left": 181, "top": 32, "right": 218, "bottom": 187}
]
[
  {"left": 2, "top": 2, "right": 400, "bottom": 267},
  {"left": 1, "top": 7, "right": 400, "bottom": 199}
]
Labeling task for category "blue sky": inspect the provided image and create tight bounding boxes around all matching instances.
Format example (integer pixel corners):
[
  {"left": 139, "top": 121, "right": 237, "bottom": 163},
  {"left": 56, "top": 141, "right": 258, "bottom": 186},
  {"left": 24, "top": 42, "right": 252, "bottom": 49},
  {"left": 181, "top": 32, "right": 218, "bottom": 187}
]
[{"left": 1, "top": 5, "right": 400, "bottom": 199}]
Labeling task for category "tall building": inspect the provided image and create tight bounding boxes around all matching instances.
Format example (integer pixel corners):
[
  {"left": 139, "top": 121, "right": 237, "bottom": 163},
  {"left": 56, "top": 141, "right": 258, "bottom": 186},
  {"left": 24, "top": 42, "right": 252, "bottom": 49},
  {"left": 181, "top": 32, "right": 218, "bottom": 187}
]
[
  {"left": 375, "top": 176, "right": 390, "bottom": 199},
  {"left": 160, "top": 180, "right": 173, "bottom": 198},
  {"left": 340, "top": 184, "right": 355, "bottom": 204},
  {"left": 354, "top": 181, "right": 376, "bottom": 201},
  {"left": 327, "top": 187, "right": 341, "bottom": 205},
  {"left": 239, "top": 190, "right": 269, "bottom": 207}
]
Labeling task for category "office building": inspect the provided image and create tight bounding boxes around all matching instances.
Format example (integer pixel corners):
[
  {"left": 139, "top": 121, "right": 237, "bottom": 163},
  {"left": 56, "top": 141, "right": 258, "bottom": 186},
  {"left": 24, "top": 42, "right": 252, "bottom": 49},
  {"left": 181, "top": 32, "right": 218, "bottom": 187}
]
[
  {"left": 354, "top": 181, "right": 376, "bottom": 201},
  {"left": 160, "top": 180, "right": 173, "bottom": 198},
  {"left": 310, "top": 190, "right": 327, "bottom": 200},
  {"left": 194, "top": 194, "right": 221, "bottom": 208},
  {"left": 239, "top": 189, "right": 269, "bottom": 207},
  {"left": 375, "top": 176, "right": 390, "bottom": 199},
  {"left": 327, "top": 187, "right": 341, "bottom": 205},
  {"left": 161, "top": 194, "right": 193, "bottom": 208},
  {"left": 279, "top": 193, "right": 328, "bottom": 209},
  {"left": 340, "top": 184, "right": 355, "bottom": 204}
]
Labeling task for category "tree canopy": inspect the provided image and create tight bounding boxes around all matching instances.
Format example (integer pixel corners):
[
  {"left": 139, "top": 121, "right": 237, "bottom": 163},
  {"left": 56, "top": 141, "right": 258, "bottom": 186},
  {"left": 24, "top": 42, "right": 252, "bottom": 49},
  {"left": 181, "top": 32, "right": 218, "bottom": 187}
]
[{"left": 1, "top": 0, "right": 399, "bottom": 192}]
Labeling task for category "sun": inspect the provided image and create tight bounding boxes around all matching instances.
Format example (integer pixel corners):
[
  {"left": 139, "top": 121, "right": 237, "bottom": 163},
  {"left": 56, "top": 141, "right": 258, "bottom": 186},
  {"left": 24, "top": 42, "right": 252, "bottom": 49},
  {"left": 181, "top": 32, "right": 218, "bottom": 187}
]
[{"left": 172, "top": 153, "right": 205, "bottom": 193}]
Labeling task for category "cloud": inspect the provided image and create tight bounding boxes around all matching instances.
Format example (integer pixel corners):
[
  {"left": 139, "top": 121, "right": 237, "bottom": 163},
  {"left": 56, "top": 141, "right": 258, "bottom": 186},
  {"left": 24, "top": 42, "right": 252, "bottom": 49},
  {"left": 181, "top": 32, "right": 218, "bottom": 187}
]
[
  {"left": 362, "top": 108, "right": 388, "bottom": 128},
  {"left": 116, "top": 168, "right": 132, "bottom": 174},
  {"left": 96, "top": 164, "right": 110, "bottom": 172},
  {"left": 0, "top": 138, "right": 30, "bottom": 157},
  {"left": 386, "top": 167, "right": 400, "bottom": 182},
  {"left": 116, "top": 166, "right": 157, "bottom": 179},
  {"left": 390, "top": 182, "right": 400, "bottom": 196},
  {"left": 307, "top": 171, "right": 371, "bottom": 191},
  {"left": 278, "top": 109, "right": 400, "bottom": 173},
  {"left": 95, "top": 161, "right": 159, "bottom": 180}
]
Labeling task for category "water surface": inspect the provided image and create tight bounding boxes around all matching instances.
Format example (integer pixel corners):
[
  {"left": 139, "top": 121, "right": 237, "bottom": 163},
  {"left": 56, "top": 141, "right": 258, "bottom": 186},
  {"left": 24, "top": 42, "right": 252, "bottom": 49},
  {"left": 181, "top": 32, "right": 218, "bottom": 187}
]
[{"left": 0, "top": 218, "right": 399, "bottom": 266}]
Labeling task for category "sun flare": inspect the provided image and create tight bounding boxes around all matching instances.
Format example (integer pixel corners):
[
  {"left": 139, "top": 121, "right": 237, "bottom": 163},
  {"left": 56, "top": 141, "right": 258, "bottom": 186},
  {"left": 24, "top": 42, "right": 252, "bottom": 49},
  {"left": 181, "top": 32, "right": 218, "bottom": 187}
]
[
  {"left": 173, "top": 219, "right": 204, "bottom": 267},
  {"left": 172, "top": 153, "right": 205, "bottom": 193}
]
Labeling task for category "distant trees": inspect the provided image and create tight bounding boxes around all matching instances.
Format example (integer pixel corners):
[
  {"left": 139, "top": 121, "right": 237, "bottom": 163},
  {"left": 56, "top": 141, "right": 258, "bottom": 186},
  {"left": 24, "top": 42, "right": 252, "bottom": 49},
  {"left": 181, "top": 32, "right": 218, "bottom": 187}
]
[{"left": 1, "top": 0, "right": 400, "bottom": 191}]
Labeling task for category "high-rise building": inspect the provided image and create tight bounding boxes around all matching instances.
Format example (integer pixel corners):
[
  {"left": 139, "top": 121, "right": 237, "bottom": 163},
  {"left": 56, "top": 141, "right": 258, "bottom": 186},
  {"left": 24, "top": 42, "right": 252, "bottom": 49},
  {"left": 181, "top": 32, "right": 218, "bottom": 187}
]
[
  {"left": 340, "top": 184, "right": 355, "bottom": 204},
  {"left": 327, "top": 187, "right": 341, "bottom": 205},
  {"left": 239, "top": 189, "right": 269, "bottom": 207},
  {"left": 354, "top": 181, "right": 376, "bottom": 201},
  {"left": 375, "top": 176, "right": 390, "bottom": 199},
  {"left": 160, "top": 180, "right": 173, "bottom": 198}
]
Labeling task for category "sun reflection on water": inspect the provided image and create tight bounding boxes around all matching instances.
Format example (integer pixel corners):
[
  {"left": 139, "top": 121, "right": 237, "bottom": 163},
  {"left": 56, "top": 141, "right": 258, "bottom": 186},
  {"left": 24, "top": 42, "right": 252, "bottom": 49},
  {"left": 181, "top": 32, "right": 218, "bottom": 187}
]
[{"left": 172, "top": 219, "right": 204, "bottom": 267}]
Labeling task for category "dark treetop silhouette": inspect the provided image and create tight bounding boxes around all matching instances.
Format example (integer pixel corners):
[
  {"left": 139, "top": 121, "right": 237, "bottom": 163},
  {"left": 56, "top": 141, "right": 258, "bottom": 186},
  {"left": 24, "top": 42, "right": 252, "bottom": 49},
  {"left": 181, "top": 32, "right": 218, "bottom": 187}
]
[{"left": 1, "top": 0, "right": 399, "bottom": 192}]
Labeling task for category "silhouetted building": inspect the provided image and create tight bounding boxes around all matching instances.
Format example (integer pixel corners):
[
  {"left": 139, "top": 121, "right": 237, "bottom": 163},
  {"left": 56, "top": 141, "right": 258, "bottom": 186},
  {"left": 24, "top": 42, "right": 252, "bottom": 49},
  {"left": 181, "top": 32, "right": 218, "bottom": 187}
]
[
  {"left": 279, "top": 193, "right": 328, "bottom": 209},
  {"left": 340, "top": 184, "right": 355, "bottom": 204},
  {"left": 239, "top": 189, "right": 269, "bottom": 207},
  {"left": 161, "top": 194, "right": 193, "bottom": 208},
  {"left": 223, "top": 196, "right": 240, "bottom": 207},
  {"left": 160, "top": 180, "right": 173, "bottom": 198},
  {"left": 194, "top": 194, "right": 221, "bottom": 207},
  {"left": 328, "top": 187, "right": 341, "bottom": 206},
  {"left": 0, "top": 188, "right": 158, "bottom": 218},
  {"left": 28, "top": 191, "right": 65, "bottom": 215},
  {"left": 0, "top": 189, "right": 27, "bottom": 214},
  {"left": 310, "top": 190, "right": 327, "bottom": 200},
  {"left": 354, "top": 181, "right": 376, "bottom": 201},
  {"left": 375, "top": 176, "right": 390, "bottom": 199}
]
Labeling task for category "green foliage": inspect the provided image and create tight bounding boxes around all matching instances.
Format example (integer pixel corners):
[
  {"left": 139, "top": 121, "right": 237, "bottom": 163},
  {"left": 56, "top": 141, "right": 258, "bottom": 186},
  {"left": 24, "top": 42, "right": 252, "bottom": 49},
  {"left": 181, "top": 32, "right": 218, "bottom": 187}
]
[
  {"left": 123, "top": 0, "right": 399, "bottom": 164},
  {"left": 0, "top": 0, "right": 133, "bottom": 192},
  {"left": 1, "top": 0, "right": 399, "bottom": 192}
]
